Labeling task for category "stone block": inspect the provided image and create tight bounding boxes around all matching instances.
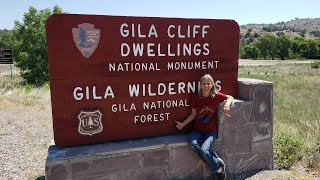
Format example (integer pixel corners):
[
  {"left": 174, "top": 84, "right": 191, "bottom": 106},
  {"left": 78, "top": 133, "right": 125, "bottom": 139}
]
[
  {"left": 46, "top": 164, "right": 68, "bottom": 180},
  {"left": 91, "top": 154, "right": 140, "bottom": 173},
  {"left": 65, "top": 146, "right": 94, "bottom": 158},
  {"left": 46, "top": 146, "right": 67, "bottom": 161},
  {"left": 222, "top": 100, "right": 252, "bottom": 129},
  {"left": 134, "top": 167, "right": 168, "bottom": 180},
  {"left": 242, "top": 101, "right": 253, "bottom": 122},
  {"left": 89, "top": 174, "right": 116, "bottom": 180},
  {"left": 168, "top": 146, "right": 210, "bottom": 179},
  {"left": 252, "top": 140, "right": 272, "bottom": 153},
  {"left": 223, "top": 125, "right": 251, "bottom": 153},
  {"left": 237, "top": 81, "right": 253, "bottom": 101},
  {"left": 238, "top": 78, "right": 273, "bottom": 97},
  {"left": 71, "top": 161, "right": 90, "bottom": 179},
  {"left": 249, "top": 85, "right": 273, "bottom": 123},
  {"left": 141, "top": 149, "right": 169, "bottom": 167},
  {"left": 252, "top": 123, "right": 272, "bottom": 142},
  {"left": 227, "top": 153, "right": 270, "bottom": 173},
  {"left": 237, "top": 78, "right": 273, "bottom": 123}
]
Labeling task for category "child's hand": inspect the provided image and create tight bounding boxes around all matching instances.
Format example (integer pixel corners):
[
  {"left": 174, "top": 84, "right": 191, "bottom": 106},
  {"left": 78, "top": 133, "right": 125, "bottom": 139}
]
[{"left": 175, "top": 121, "right": 184, "bottom": 130}]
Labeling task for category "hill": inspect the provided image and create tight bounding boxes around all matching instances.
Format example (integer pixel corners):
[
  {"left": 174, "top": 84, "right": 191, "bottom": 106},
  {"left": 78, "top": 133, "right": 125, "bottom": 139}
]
[
  {"left": 240, "top": 18, "right": 320, "bottom": 41},
  {"left": 0, "top": 29, "right": 11, "bottom": 36}
]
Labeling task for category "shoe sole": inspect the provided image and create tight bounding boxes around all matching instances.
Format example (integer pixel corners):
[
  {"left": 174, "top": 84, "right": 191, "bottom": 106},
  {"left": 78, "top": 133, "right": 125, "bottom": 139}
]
[
  {"left": 217, "top": 157, "right": 225, "bottom": 169},
  {"left": 216, "top": 157, "right": 226, "bottom": 180}
]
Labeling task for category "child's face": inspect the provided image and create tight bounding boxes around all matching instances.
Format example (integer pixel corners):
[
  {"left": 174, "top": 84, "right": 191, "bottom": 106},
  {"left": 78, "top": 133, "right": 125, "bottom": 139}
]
[{"left": 201, "top": 78, "right": 213, "bottom": 92}]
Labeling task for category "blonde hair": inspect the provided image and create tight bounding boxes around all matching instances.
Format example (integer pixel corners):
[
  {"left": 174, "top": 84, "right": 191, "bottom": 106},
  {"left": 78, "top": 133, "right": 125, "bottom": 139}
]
[{"left": 199, "top": 74, "right": 217, "bottom": 97}]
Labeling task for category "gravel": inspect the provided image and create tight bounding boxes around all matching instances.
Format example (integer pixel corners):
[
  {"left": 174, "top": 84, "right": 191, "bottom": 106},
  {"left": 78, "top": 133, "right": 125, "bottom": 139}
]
[{"left": 0, "top": 93, "right": 53, "bottom": 180}]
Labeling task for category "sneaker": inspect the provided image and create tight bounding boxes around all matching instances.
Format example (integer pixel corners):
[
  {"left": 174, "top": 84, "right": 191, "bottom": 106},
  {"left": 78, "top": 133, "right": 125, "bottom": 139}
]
[{"left": 216, "top": 158, "right": 226, "bottom": 180}]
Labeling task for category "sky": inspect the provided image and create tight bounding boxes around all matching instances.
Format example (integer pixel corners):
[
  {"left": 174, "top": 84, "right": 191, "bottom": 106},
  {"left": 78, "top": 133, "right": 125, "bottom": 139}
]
[{"left": 1, "top": 0, "right": 320, "bottom": 30}]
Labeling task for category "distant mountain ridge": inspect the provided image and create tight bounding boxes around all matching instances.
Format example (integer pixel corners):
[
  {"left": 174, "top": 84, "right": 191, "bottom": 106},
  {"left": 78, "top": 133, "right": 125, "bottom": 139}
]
[
  {"left": 240, "top": 17, "right": 320, "bottom": 38},
  {"left": 1, "top": 18, "right": 320, "bottom": 38},
  {"left": 0, "top": 29, "right": 11, "bottom": 36}
]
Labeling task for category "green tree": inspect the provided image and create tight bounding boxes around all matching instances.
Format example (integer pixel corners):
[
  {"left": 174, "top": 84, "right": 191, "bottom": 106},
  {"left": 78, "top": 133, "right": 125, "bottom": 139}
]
[
  {"left": 245, "top": 29, "right": 252, "bottom": 38},
  {"left": 253, "top": 32, "right": 260, "bottom": 38},
  {"left": 317, "top": 39, "right": 320, "bottom": 59},
  {"left": 0, "top": 31, "right": 15, "bottom": 48},
  {"left": 240, "top": 37, "right": 246, "bottom": 47},
  {"left": 276, "top": 35, "right": 291, "bottom": 60},
  {"left": 300, "top": 40, "right": 319, "bottom": 59},
  {"left": 255, "top": 34, "right": 277, "bottom": 60},
  {"left": 12, "top": 6, "right": 63, "bottom": 85},
  {"left": 240, "top": 45, "right": 260, "bottom": 59},
  {"left": 290, "top": 37, "right": 303, "bottom": 58},
  {"left": 276, "top": 32, "right": 285, "bottom": 36}
]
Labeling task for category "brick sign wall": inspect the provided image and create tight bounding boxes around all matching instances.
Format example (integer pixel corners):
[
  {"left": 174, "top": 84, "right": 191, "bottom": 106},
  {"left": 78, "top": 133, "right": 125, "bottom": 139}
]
[{"left": 46, "top": 14, "right": 239, "bottom": 147}]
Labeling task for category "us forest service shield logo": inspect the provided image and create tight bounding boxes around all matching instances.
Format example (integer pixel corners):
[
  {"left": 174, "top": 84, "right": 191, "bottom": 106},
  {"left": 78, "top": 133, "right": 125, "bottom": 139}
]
[
  {"left": 78, "top": 109, "right": 103, "bottom": 136},
  {"left": 72, "top": 23, "right": 101, "bottom": 58}
]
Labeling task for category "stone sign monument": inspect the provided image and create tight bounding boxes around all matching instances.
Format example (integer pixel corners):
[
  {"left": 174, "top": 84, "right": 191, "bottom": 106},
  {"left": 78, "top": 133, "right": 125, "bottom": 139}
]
[{"left": 46, "top": 15, "right": 273, "bottom": 179}]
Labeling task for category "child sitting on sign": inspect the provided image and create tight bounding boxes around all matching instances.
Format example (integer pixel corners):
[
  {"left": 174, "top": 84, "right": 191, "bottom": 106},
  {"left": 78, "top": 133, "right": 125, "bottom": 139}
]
[{"left": 175, "top": 74, "right": 234, "bottom": 180}]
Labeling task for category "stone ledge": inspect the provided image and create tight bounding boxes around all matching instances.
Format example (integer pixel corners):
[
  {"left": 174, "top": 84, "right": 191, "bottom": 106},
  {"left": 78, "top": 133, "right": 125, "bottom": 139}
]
[
  {"left": 238, "top": 78, "right": 274, "bottom": 86},
  {"left": 46, "top": 134, "right": 212, "bottom": 180},
  {"left": 47, "top": 134, "right": 188, "bottom": 162}
]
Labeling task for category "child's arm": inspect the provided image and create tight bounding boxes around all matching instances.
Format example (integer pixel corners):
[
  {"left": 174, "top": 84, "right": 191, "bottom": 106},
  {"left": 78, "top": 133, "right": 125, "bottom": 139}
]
[
  {"left": 175, "top": 108, "right": 196, "bottom": 130},
  {"left": 223, "top": 95, "right": 234, "bottom": 115}
]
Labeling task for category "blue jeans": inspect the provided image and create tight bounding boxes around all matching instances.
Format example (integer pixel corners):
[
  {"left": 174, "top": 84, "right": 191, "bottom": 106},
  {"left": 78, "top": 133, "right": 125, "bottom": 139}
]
[{"left": 187, "top": 130, "right": 220, "bottom": 172}]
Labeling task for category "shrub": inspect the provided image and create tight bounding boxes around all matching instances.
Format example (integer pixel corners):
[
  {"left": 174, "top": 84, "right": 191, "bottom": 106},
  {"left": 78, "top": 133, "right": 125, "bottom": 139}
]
[
  {"left": 311, "top": 61, "right": 320, "bottom": 69},
  {"left": 274, "top": 133, "right": 304, "bottom": 169},
  {"left": 304, "top": 141, "right": 320, "bottom": 169},
  {"left": 310, "top": 30, "right": 320, "bottom": 37}
]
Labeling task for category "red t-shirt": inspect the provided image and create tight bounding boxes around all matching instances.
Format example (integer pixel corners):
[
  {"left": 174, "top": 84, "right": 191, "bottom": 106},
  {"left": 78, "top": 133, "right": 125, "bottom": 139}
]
[{"left": 190, "top": 92, "right": 228, "bottom": 133}]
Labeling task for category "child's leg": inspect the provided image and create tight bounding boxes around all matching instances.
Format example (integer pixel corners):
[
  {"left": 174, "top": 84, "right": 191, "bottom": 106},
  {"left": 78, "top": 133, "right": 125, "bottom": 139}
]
[
  {"left": 212, "top": 151, "right": 219, "bottom": 158},
  {"left": 199, "top": 133, "right": 220, "bottom": 172},
  {"left": 187, "top": 130, "right": 203, "bottom": 155}
]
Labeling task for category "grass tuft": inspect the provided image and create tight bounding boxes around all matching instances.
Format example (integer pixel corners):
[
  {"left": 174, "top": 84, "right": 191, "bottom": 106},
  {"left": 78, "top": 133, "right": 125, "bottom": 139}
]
[{"left": 0, "top": 75, "right": 50, "bottom": 107}]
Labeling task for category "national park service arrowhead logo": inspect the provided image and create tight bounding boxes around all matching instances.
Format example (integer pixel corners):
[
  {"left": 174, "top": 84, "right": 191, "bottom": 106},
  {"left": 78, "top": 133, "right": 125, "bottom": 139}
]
[
  {"left": 72, "top": 23, "right": 100, "bottom": 58},
  {"left": 78, "top": 109, "right": 103, "bottom": 136}
]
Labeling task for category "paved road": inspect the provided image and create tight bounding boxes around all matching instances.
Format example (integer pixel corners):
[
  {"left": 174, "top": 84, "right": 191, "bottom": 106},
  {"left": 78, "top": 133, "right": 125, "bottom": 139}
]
[
  {"left": 239, "top": 59, "right": 314, "bottom": 66},
  {"left": 0, "top": 64, "right": 18, "bottom": 75}
]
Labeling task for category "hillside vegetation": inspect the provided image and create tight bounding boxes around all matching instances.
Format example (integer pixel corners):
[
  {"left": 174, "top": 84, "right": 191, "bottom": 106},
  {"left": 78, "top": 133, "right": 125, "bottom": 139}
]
[
  {"left": 241, "top": 18, "right": 320, "bottom": 39},
  {"left": 0, "top": 29, "right": 11, "bottom": 37},
  {"left": 239, "top": 18, "right": 320, "bottom": 60}
]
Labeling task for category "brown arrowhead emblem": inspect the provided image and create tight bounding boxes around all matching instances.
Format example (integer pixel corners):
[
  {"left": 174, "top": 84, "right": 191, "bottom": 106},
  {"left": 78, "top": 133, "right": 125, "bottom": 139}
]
[{"left": 72, "top": 23, "right": 100, "bottom": 58}]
